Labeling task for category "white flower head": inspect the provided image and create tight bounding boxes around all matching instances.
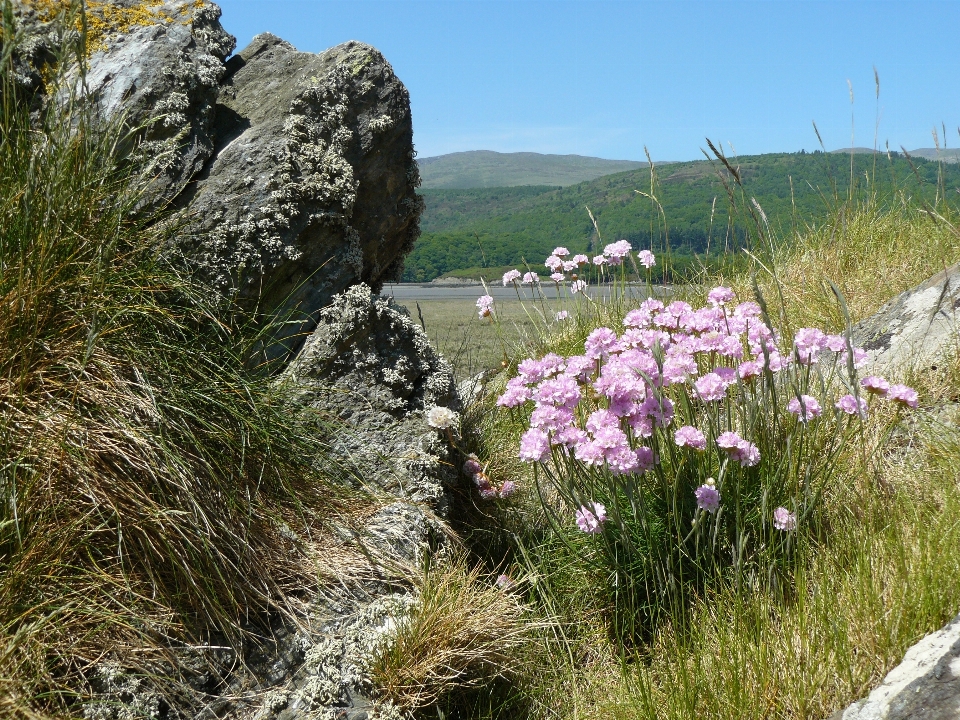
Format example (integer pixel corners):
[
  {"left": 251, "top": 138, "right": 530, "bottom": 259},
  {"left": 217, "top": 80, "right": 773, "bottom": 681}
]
[{"left": 427, "top": 406, "right": 459, "bottom": 430}]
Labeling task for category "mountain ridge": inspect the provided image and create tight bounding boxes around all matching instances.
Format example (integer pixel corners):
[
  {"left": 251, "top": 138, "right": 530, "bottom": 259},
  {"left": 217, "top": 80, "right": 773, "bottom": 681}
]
[{"left": 418, "top": 148, "right": 960, "bottom": 191}]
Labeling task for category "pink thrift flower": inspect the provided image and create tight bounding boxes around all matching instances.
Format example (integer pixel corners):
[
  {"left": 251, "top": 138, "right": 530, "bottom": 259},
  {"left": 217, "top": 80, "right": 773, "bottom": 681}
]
[
  {"left": 787, "top": 394, "right": 822, "bottom": 422},
  {"left": 584, "top": 327, "right": 620, "bottom": 359},
  {"left": 474, "top": 472, "right": 493, "bottom": 492},
  {"left": 534, "top": 375, "right": 581, "bottom": 408},
  {"left": 794, "top": 327, "right": 827, "bottom": 364},
  {"left": 635, "top": 446, "right": 656, "bottom": 471},
  {"left": 738, "top": 360, "right": 762, "bottom": 380},
  {"left": 522, "top": 271, "right": 540, "bottom": 284},
  {"left": 637, "top": 249, "right": 656, "bottom": 268},
  {"left": 707, "top": 286, "right": 736, "bottom": 306},
  {"left": 518, "top": 358, "right": 548, "bottom": 383},
  {"left": 519, "top": 428, "right": 551, "bottom": 462},
  {"left": 624, "top": 308, "right": 651, "bottom": 328},
  {"left": 734, "top": 301, "right": 763, "bottom": 319},
  {"left": 735, "top": 440, "right": 761, "bottom": 467},
  {"left": 584, "top": 407, "right": 617, "bottom": 433},
  {"left": 496, "top": 377, "right": 531, "bottom": 407},
  {"left": 562, "top": 260, "right": 578, "bottom": 272},
  {"left": 835, "top": 394, "right": 868, "bottom": 416},
  {"left": 888, "top": 384, "right": 919, "bottom": 408},
  {"left": 694, "top": 372, "right": 728, "bottom": 402},
  {"left": 476, "top": 294, "right": 494, "bottom": 318},
  {"left": 530, "top": 405, "right": 574, "bottom": 432},
  {"left": 861, "top": 375, "right": 890, "bottom": 396},
  {"left": 554, "top": 426, "right": 589, "bottom": 449},
  {"left": 603, "top": 240, "right": 632, "bottom": 265},
  {"left": 463, "top": 454, "right": 482, "bottom": 476},
  {"left": 564, "top": 355, "right": 597, "bottom": 381},
  {"left": 573, "top": 253, "right": 589, "bottom": 265},
  {"left": 479, "top": 485, "right": 498, "bottom": 500},
  {"left": 495, "top": 574, "right": 515, "bottom": 590},
  {"left": 773, "top": 507, "right": 797, "bottom": 531},
  {"left": 569, "top": 279, "right": 587, "bottom": 294},
  {"left": 607, "top": 445, "right": 641, "bottom": 474},
  {"left": 825, "top": 334, "right": 847, "bottom": 352},
  {"left": 716, "top": 431, "right": 743, "bottom": 452},
  {"left": 550, "top": 272, "right": 565, "bottom": 283},
  {"left": 592, "top": 255, "right": 606, "bottom": 266},
  {"left": 575, "top": 504, "right": 605, "bottom": 534},
  {"left": 555, "top": 310, "right": 569, "bottom": 321},
  {"left": 545, "top": 255, "right": 563, "bottom": 272},
  {"left": 574, "top": 439, "right": 606, "bottom": 466},
  {"left": 498, "top": 480, "right": 517, "bottom": 498},
  {"left": 695, "top": 483, "right": 721, "bottom": 513},
  {"left": 553, "top": 246, "right": 571, "bottom": 257},
  {"left": 503, "top": 269, "right": 521, "bottom": 285},
  {"left": 675, "top": 426, "right": 707, "bottom": 450}
]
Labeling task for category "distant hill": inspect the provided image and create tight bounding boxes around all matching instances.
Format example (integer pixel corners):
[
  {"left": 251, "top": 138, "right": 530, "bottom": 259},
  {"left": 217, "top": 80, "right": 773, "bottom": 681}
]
[
  {"left": 403, "top": 150, "right": 960, "bottom": 282},
  {"left": 417, "top": 150, "right": 648, "bottom": 189},
  {"left": 830, "top": 147, "right": 960, "bottom": 163}
]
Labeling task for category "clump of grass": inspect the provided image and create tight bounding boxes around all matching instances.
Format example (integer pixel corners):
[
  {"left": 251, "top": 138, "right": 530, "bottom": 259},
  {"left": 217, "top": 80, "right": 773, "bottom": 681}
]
[
  {"left": 0, "top": 7, "right": 346, "bottom": 715},
  {"left": 370, "top": 558, "right": 537, "bottom": 714}
]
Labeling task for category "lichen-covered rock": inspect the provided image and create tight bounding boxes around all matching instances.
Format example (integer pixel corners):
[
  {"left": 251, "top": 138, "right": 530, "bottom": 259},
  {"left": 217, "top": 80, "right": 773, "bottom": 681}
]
[
  {"left": 282, "top": 283, "right": 459, "bottom": 507},
  {"left": 852, "top": 263, "right": 960, "bottom": 374},
  {"left": 175, "top": 34, "right": 423, "bottom": 343},
  {"left": 830, "top": 612, "right": 960, "bottom": 720}
]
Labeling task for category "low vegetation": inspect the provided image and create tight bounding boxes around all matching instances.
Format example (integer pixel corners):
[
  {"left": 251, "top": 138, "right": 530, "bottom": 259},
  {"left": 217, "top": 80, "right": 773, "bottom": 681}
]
[{"left": 386, "top": 156, "right": 960, "bottom": 717}]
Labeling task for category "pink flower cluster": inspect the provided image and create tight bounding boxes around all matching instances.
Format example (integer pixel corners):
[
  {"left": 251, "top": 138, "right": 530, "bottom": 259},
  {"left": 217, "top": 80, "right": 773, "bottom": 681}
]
[
  {"left": 497, "top": 281, "right": 925, "bottom": 533},
  {"left": 860, "top": 376, "right": 919, "bottom": 408},
  {"left": 499, "top": 242, "right": 661, "bottom": 295},
  {"left": 576, "top": 502, "right": 608, "bottom": 533},
  {"left": 476, "top": 294, "right": 494, "bottom": 318},
  {"left": 499, "top": 289, "right": 793, "bottom": 477}
]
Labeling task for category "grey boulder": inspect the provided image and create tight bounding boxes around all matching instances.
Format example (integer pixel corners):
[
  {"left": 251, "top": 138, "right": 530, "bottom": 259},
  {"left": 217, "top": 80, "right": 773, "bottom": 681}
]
[
  {"left": 852, "top": 263, "right": 960, "bottom": 374},
  {"left": 831, "top": 613, "right": 960, "bottom": 719},
  {"left": 282, "top": 283, "right": 459, "bottom": 509}
]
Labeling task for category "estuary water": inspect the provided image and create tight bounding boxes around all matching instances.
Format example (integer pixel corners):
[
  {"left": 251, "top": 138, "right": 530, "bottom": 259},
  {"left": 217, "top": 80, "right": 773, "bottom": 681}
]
[{"left": 382, "top": 282, "right": 672, "bottom": 302}]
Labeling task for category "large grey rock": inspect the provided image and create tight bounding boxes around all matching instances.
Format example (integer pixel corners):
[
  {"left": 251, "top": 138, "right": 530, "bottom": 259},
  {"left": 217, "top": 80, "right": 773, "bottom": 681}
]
[
  {"left": 16, "top": 2, "right": 423, "bottom": 340},
  {"left": 852, "top": 263, "right": 960, "bottom": 374},
  {"left": 831, "top": 613, "right": 960, "bottom": 719},
  {"left": 175, "top": 33, "right": 423, "bottom": 340}
]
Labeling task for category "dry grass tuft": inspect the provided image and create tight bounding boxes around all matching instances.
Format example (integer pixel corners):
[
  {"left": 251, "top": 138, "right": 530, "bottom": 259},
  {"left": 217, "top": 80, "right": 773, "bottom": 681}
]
[{"left": 370, "top": 559, "right": 538, "bottom": 712}]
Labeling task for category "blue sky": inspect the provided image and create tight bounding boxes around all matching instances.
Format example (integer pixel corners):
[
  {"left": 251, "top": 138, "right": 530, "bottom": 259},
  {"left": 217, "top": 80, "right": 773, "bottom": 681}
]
[{"left": 215, "top": 0, "right": 960, "bottom": 162}]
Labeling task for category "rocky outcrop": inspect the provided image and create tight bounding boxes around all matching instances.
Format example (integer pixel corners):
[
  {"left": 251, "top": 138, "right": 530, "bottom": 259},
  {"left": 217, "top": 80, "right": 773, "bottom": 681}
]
[
  {"left": 80, "top": 1, "right": 236, "bottom": 208},
  {"left": 13, "top": 1, "right": 236, "bottom": 206},
  {"left": 830, "top": 613, "right": 960, "bottom": 720},
  {"left": 17, "top": 1, "right": 422, "bottom": 339},
  {"left": 852, "top": 264, "right": 960, "bottom": 374},
  {"left": 178, "top": 32, "right": 422, "bottom": 345},
  {"left": 283, "top": 283, "right": 460, "bottom": 509},
  {"left": 81, "top": 286, "right": 461, "bottom": 719}
]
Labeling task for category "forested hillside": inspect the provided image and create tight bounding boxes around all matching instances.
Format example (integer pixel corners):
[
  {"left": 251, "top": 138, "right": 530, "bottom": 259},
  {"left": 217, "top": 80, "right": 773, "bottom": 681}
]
[{"left": 404, "top": 150, "right": 960, "bottom": 281}]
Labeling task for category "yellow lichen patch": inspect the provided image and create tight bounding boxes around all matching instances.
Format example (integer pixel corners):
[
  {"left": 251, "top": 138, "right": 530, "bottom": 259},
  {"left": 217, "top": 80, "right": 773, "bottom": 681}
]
[{"left": 25, "top": 0, "right": 189, "bottom": 55}]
